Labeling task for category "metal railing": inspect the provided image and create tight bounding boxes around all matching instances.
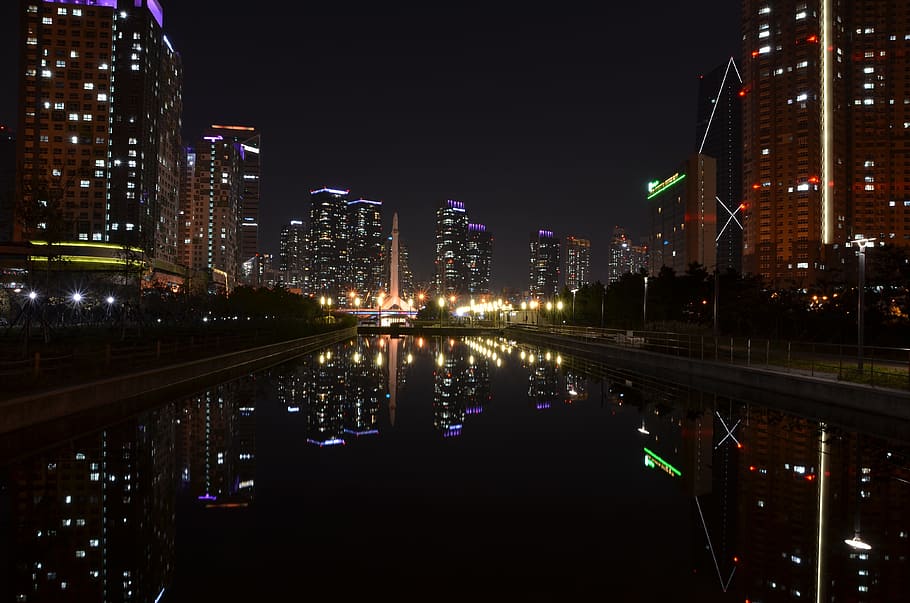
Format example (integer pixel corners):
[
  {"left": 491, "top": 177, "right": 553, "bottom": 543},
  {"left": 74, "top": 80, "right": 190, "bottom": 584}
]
[{"left": 507, "top": 324, "right": 910, "bottom": 391}]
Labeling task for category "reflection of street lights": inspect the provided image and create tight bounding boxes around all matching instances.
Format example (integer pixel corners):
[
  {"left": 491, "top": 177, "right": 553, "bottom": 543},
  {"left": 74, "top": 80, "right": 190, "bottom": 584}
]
[
  {"left": 571, "top": 288, "right": 578, "bottom": 321},
  {"left": 846, "top": 235, "right": 876, "bottom": 371}
]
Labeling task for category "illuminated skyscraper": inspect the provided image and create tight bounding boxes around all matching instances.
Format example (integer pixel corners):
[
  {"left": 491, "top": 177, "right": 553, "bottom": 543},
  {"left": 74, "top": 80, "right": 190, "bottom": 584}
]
[
  {"left": 741, "top": 1, "right": 910, "bottom": 286},
  {"left": 209, "top": 125, "right": 260, "bottom": 270},
  {"left": 648, "top": 154, "right": 717, "bottom": 275},
  {"left": 179, "top": 130, "right": 243, "bottom": 290},
  {"left": 467, "top": 222, "right": 493, "bottom": 295},
  {"left": 279, "top": 219, "right": 307, "bottom": 287},
  {"left": 308, "top": 187, "right": 349, "bottom": 301},
  {"left": 696, "top": 57, "right": 743, "bottom": 274},
  {"left": 347, "top": 198, "right": 383, "bottom": 304},
  {"left": 529, "top": 229, "right": 560, "bottom": 298},
  {"left": 15, "top": 0, "right": 183, "bottom": 263},
  {"left": 565, "top": 235, "right": 591, "bottom": 289},
  {"left": 608, "top": 227, "right": 632, "bottom": 283},
  {"left": 434, "top": 199, "right": 469, "bottom": 297}
]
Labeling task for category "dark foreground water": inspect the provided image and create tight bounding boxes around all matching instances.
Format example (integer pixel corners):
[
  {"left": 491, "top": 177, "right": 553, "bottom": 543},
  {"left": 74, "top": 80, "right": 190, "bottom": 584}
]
[{"left": 1, "top": 335, "right": 908, "bottom": 602}]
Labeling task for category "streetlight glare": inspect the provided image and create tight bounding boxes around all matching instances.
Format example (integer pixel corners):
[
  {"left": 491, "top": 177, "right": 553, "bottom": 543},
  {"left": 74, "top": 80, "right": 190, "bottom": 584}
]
[
  {"left": 71, "top": 292, "right": 82, "bottom": 303},
  {"left": 106, "top": 296, "right": 115, "bottom": 305}
]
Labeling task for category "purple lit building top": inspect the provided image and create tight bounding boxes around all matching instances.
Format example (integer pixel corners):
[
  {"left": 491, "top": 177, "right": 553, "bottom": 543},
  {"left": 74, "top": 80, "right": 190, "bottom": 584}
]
[
  {"left": 347, "top": 199, "right": 382, "bottom": 206},
  {"left": 142, "top": 0, "right": 164, "bottom": 28},
  {"left": 43, "top": 0, "right": 118, "bottom": 7},
  {"left": 538, "top": 229, "right": 555, "bottom": 238},
  {"left": 446, "top": 200, "right": 465, "bottom": 211},
  {"left": 310, "top": 188, "right": 350, "bottom": 196},
  {"left": 468, "top": 223, "right": 486, "bottom": 232}
]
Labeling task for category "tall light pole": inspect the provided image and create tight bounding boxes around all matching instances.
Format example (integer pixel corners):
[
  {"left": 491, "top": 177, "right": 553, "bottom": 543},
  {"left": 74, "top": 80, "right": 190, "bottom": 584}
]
[
  {"left": 642, "top": 276, "right": 649, "bottom": 327},
  {"left": 846, "top": 235, "right": 876, "bottom": 371},
  {"left": 571, "top": 288, "right": 579, "bottom": 321}
]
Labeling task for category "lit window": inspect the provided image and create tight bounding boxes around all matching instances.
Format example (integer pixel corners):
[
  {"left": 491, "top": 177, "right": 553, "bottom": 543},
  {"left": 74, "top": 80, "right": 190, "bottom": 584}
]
[
  {"left": 83, "top": 82, "right": 94, "bottom": 90},
  {"left": 97, "top": 93, "right": 108, "bottom": 102},
  {"left": 80, "top": 180, "right": 90, "bottom": 188},
  {"left": 759, "top": 45, "right": 771, "bottom": 54},
  {"left": 42, "top": 16, "right": 52, "bottom": 24},
  {"left": 57, "top": 7, "right": 67, "bottom": 15},
  {"left": 72, "top": 8, "right": 82, "bottom": 16},
  {"left": 796, "top": 11, "right": 806, "bottom": 19}
]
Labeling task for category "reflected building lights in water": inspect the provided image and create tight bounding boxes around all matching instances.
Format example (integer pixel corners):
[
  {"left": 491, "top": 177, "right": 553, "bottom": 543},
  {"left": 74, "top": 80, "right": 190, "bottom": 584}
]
[{"left": 1, "top": 336, "right": 908, "bottom": 600}]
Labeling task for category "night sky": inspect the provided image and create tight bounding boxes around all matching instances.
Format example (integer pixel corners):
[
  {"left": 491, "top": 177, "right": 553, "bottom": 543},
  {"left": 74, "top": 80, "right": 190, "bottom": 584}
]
[{"left": 0, "top": 3, "right": 741, "bottom": 291}]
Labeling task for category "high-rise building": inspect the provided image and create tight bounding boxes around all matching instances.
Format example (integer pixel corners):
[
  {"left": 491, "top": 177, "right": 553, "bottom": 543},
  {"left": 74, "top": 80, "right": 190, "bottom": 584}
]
[
  {"left": 467, "top": 222, "right": 493, "bottom": 295},
  {"left": 565, "top": 235, "right": 591, "bottom": 289},
  {"left": 178, "top": 130, "right": 243, "bottom": 290},
  {"left": 741, "top": 1, "right": 910, "bottom": 286},
  {"left": 648, "top": 153, "right": 717, "bottom": 275},
  {"left": 15, "top": 0, "right": 182, "bottom": 262},
  {"left": 434, "top": 199, "right": 469, "bottom": 297},
  {"left": 0, "top": 124, "right": 15, "bottom": 242},
  {"left": 608, "top": 227, "right": 632, "bottom": 283},
  {"left": 696, "top": 57, "right": 743, "bottom": 274},
  {"left": 529, "top": 229, "right": 560, "bottom": 298},
  {"left": 347, "top": 198, "right": 383, "bottom": 305},
  {"left": 308, "top": 187, "right": 349, "bottom": 301},
  {"left": 209, "top": 125, "right": 260, "bottom": 268},
  {"left": 279, "top": 219, "right": 307, "bottom": 287}
]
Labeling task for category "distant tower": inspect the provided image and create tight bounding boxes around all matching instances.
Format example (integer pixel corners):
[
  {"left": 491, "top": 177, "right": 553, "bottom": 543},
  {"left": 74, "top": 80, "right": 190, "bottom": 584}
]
[
  {"left": 347, "top": 198, "right": 383, "bottom": 304},
  {"left": 308, "top": 188, "right": 349, "bottom": 300},
  {"left": 529, "top": 229, "right": 560, "bottom": 298},
  {"left": 179, "top": 131, "right": 244, "bottom": 290},
  {"left": 380, "top": 212, "right": 413, "bottom": 312},
  {"left": 209, "top": 125, "right": 261, "bottom": 269},
  {"left": 434, "top": 200, "right": 469, "bottom": 297},
  {"left": 467, "top": 223, "right": 493, "bottom": 295},
  {"left": 696, "top": 57, "right": 743, "bottom": 274},
  {"left": 279, "top": 219, "right": 307, "bottom": 287},
  {"left": 564, "top": 236, "right": 591, "bottom": 289},
  {"left": 608, "top": 227, "right": 632, "bottom": 283}
]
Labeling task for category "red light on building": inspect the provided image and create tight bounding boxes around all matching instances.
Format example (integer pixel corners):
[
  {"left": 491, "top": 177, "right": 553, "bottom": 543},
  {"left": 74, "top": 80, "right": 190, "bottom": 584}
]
[
  {"left": 752, "top": 183, "right": 761, "bottom": 190},
  {"left": 807, "top": 35, "right": 818, "bottom": 43},
  {"left": 749, "top": 465, "right": 756, "bottom": 471},
  {"left": 808, "top": 176, "right": 820, "bottom": 184},
  {"left": 739, "top": 203, "right": 747, "bottom": 210},
  {"left": 805, "top": 474, "right": 816, "bottom": 481},
  {"left": 738, "top": 89, "right": 747, "bottom": 97},
  {"left": 751, "top": 50, "right": 759, "bottom": 57}
]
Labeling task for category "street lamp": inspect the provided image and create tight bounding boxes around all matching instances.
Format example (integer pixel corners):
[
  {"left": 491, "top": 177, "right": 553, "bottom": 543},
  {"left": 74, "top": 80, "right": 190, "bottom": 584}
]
[
  {"left": 437, "top": 296, "right": 445, "bottom": 326},
  {"left": 643, "top": 276, "right": 649, "bottom": 327},
  {"left": 846, "top": 235, "right": 876, "bottom": 371},
  {"left": 378, "top": 293, "right": 385, "bottom": 327},
  {"left": 556, "top": 300, "right": 564, "bottom": 324},
  {"left": 570, "top": 288, "right": 579, "bottom": 321}
]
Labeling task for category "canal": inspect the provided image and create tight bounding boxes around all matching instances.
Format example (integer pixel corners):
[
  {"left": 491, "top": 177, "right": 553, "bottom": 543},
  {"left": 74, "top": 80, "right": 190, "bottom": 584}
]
[{"left": 1, "top": 334, "right": 907, "bottom": 601}]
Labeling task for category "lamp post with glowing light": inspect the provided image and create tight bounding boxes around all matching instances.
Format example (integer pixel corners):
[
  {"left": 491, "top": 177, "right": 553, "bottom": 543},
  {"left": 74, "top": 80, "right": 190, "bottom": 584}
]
[
  {"left": 377, "top": 293, "right": 385, "bottom": 327},
  {"left": 437, "top": 296, "right": 445, "bottom": 327},
  {"left": 556, "top": 300, "right": 564, "bottom": 325},
  {"left": 570, "top": 288, "right": 579, "bottom": 322},
  {"left": 642, "top": 276, "right": 648, "bottom": 327},
  {"left": 846, "top": 235, "right": 876, "bottom": 371}
]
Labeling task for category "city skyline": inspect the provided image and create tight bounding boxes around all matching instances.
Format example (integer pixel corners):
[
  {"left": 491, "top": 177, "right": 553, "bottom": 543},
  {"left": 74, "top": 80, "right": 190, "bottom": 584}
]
[{"left": 0, "top": 3, "right": 742, "bottom": 290}]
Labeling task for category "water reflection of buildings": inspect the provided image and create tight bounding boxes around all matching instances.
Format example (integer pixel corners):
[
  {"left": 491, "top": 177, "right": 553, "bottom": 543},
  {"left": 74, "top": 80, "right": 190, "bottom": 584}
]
[
  {"left": 564, "top": 371, "right": 587, "bottom": 403},
  {"left": 4, "top": 407, "right": 175, "bottom": 602},
  {"left": 177, "top": 378, "right": 256, "bottom": 507},
  {"left": 276, "top": 337, "right": 409, "bottom": 446},
  {"left": 433, "top": 337, "right": 466, "bottom": 437},
  {"left": 524, "top": 349, "right": 560, "bottom": 411},
  {"left": 732, "top": 409, "right": 910, "bottom": 602}
]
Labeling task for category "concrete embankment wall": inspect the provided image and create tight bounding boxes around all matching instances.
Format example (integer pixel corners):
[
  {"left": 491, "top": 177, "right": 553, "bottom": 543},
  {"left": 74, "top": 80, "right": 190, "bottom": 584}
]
[
  {"left": 0, "top": 327, "right": 356, "bottom": 437},
  {"left": 511, "top": 330, "right": 910, "bottom": 425}
]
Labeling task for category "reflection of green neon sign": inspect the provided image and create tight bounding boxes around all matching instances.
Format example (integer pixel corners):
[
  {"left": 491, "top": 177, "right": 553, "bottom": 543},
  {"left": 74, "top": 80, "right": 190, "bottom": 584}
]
[
  {"left": 644, "top": 447, "right": 681, "bottom": 477},
  {"left": 646, "top": 172, "right": 686, "bottom": 199}
]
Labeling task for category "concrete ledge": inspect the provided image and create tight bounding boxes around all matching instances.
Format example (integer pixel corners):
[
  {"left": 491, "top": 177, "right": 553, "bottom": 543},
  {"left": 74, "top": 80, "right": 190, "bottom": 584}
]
[{"left": 0, "top": 327, "right": 356, "bottom": 436}]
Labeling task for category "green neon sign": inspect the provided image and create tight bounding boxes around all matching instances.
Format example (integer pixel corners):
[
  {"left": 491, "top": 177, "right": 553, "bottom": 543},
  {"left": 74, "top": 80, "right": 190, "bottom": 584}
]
[
  {"left": 646, "top": 172, "right": 686, "bottom": 200},
  {"left": 644, "top": 447, "right": 682, "bottom": 477}
]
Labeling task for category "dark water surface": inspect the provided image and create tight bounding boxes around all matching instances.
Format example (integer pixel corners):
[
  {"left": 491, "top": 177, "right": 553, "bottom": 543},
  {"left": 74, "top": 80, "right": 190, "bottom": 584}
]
[{"left": 2, "top": 335, "right": 908, "bottom": 601}]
